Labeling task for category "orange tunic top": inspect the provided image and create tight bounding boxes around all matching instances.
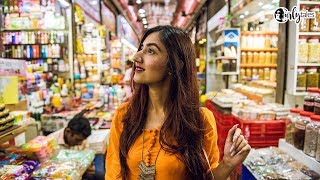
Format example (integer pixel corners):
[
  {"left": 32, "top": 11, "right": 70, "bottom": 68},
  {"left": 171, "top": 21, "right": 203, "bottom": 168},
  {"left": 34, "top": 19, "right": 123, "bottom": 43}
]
[{"left": 105, "top": 103, "right": 219, "bottom": 179}]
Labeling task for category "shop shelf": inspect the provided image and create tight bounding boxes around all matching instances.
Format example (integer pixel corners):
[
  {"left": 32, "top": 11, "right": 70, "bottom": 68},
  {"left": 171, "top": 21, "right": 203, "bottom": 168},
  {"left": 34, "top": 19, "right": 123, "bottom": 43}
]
[
  {"left": 215, "top": 56, "right": 237, "bottom": 60},
  {"left": 240, "top": 64, "right": 277, "bottom": 68},
  {"left": 215, "top": 28, "right": 240, "bottom": 34},
  {"left": 297, "top": 63, "right": 320, "bottom": 66},
  {"left": 3, "top": 43, "right": 66, "bottom": 46},
  {"left": 299, "top": 1, "right": 320, "bottom": 5},
  {"left": 211, "top": 98, "right": 233, "bottom": 108},
  {"left": 241, "top": 48, "right": 278, "bottom": 52},
  {"left": 216, "top": 72, "right": 239, "bottom": 75},
  {"left": 293, "top": 92, "right": 308, "bottom": 96},
  {"left": 241, "top": 31, "right": 278, "bottom": 35},
  {"left": 279, "top": 139, "right": 320, "bottom": 173},
  {"left": 0, "top": 125, "right": 28, "bottom": 144},
  {"left": 1, "top": 29, "right": 68, "bottom": 32},
  {"left": 298, "top": 32, "right": 320, "bottom": 36}
]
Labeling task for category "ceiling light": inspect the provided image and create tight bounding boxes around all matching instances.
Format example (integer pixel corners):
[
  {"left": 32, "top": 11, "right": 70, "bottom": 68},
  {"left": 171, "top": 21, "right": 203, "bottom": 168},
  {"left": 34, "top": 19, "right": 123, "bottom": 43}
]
[
  {"left": 90, "top": 0, "right": 97, "bottom": 5},
  {"left": 240, "top": 15, "right": 245, "bottom": 19},
  {"left": 142, "top": 18, "right": 146, "bottom": 21},
  {"left": 258, "top": 2, "right": 263, "bottom": 6},
  {"left": 136, "top": 0, "right": 142, "bottom": 4},
  {"left": 244, "top": 11, "right": 249, "bottom": 15},
  {"left": 202, "top": 38, "right": 206, "bottom": 43},
  {"left": 142, "top": 21, "right": 147, "bottom": 24},
  {"left": 262, "top": 4, "right": 271, "bottom": 9},
  {"left": 140, "top": 13, "right": 146, "bottom": 17},
  {"left": 144, "top": 25, "right": 148, "bottom": 28},
  {"left": 138, "top": 9, "right": 145, "bottom": 14}
]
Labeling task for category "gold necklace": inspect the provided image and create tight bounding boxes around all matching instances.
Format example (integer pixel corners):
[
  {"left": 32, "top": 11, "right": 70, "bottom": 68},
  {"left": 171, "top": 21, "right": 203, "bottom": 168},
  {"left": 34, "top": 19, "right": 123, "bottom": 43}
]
[{"left": 138, "top": 130, "right": 161, "bottom": 180}]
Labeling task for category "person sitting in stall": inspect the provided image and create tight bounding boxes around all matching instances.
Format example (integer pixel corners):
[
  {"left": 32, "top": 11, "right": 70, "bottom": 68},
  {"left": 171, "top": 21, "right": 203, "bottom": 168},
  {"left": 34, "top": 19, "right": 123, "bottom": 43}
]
[{"left": 48, "top": 113, "right": 91, "bottom": 150}]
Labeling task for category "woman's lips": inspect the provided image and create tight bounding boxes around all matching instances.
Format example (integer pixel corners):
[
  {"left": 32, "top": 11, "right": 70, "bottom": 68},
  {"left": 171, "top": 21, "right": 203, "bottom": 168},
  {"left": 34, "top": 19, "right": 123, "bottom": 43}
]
[{"left": 135, "top": 66, "right": 145, "bottom": 72}]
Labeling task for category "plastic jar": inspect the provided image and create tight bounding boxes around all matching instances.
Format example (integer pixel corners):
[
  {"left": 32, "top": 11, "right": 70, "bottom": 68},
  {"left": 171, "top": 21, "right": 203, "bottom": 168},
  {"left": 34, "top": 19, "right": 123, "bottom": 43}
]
[
  {"left": 300, "top": 6, "right": 310, "bottom": 32},
  {"left": 258, "top": 69, "right": 264, "bottom": 80},
  {"left": 304, "top": 115, "right": 320, "bottom": 157},
  {"left": 252, "top": 68, "right": 258, "bottom": 79},
  {"left": 264, "top": 68, "right": 270, "bottom": 80},
  {"left": 259, "top": 52, "right": 266, "bottom": 64},
  {"left": 270, "top": 68, "right": 276, "bottom": 82},
  {"left": 253, "top": 52, "right": 259, "bottom": 64},
  {"left": 271, "top": 52, "right": 277, "bottom": 64},
  {"left": 293, "top": 111, "right": 313, "bottom": 150},
  {"left": 304, "top": 88, "right": 319, "bottom": 112},
  {"left": 286, "top": 108, "right": 303, "bottom": 145},
  {"left": 310, "top": 6, "right": 320, "bottom": 32},
  {"left": 265, "top": 35, "right": 271, "bottom": 48},
  {"left": 306, "top": 67, "right": 319, "bottom": 88},
  {"left": 308, "top": 37, "right": 320, "bottom": 63},
  {"left": 241, "top": 52, "right": 247, "bottom": 64},
  {"left": 247, "top": 52, "right": 253, "bottom": 64},
  {"left": 240, "top": 68, "right": 246, "bottom": 80},
  {"left": 298, "top": 37, "right": 309, "bottom": 63},
  {"left": 265, "top": 52, "right": 271, "bottom": 64},
  {"left": 246, "top": 68, "right": 252, "bottom": 78},
  {"left": 297, "top": 67, "right": 307, "bottom": 92}
]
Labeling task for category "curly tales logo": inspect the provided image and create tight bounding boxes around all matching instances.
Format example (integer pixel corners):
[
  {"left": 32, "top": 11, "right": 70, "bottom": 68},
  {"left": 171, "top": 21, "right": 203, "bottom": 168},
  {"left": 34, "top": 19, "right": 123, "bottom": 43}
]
[{"left": 274, "top": 6, "right": 315, "bottom": 24}]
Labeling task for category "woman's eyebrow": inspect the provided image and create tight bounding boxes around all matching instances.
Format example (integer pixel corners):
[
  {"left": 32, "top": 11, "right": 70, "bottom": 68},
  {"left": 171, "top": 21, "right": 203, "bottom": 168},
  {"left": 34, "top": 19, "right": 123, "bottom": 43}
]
[{"left": 146, "top": 43, "right": 162, "bottom": 52}]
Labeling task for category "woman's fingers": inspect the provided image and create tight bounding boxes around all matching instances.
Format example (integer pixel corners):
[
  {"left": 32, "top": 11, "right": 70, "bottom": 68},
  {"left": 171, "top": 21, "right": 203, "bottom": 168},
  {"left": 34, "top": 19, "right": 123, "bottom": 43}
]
[
  {"left": 226, "top": 124, "right": 239, "bottom": 143},
  {"left": 229, "top": 128, "right": 242, "bottom": 153}
]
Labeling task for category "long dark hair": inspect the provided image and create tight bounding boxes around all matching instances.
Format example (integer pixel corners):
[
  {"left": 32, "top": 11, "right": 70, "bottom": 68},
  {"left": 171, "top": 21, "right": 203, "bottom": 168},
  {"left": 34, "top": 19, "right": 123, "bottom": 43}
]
[{"left": 119, "top": 25, "right": 208, "bottom": 179}]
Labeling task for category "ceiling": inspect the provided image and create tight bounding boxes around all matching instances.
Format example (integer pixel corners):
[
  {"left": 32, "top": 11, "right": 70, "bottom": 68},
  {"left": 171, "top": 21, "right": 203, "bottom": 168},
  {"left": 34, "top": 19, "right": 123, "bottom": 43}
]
[{"left": 113, "top": 0, "right": 204, "bottom": 34}]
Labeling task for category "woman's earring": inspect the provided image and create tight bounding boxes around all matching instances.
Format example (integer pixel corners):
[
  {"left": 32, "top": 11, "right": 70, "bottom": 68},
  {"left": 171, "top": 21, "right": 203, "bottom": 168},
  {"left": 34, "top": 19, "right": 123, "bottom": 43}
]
[{"left": 168, "top": 72, "right": 172, "bottom": 75}]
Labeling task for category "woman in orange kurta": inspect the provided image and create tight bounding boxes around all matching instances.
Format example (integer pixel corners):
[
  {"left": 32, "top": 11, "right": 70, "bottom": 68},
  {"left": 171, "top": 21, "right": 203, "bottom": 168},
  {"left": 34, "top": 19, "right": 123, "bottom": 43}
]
[{"left": 106, "top": 26, "right": 251, "bottom": 180}]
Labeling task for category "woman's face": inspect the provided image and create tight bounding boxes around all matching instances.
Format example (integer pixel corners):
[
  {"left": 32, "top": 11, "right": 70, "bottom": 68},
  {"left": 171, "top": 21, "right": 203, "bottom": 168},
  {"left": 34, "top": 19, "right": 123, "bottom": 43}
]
[{"left": 133, "top": 32, "right": 169, "bottom": 85}]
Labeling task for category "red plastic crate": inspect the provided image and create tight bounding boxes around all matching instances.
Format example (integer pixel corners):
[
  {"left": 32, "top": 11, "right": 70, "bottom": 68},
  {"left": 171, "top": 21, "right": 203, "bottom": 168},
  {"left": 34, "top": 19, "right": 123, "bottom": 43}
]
[
  {"left": 233, "top": 116, "right": 286, "bottom": 148},
  {"left": 205, "top": 100, "right": 235, "bottom": 127}
]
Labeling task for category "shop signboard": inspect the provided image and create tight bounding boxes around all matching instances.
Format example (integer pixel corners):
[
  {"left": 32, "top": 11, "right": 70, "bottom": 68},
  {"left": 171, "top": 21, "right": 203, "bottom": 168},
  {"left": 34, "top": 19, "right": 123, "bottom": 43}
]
[
  {"left": 117, "top": 16, "right": 139, "bottom": 47},
  {"left": 101, "top": 3, "right": 116, "bottom": 34},
  {"left": 223, "top": 29, "right": 239, "bottom": 48},
  {"left": 0, "top": 58, "right": 27, "bottom": 76},
  {"left": 75, "top": 0, "right": 100, "bottom": 23}
]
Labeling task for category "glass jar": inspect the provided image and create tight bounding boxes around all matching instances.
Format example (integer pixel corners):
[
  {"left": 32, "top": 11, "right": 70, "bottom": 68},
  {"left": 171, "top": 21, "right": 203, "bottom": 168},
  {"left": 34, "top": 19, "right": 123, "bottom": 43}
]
[
  {"left": 304, "top": 88, "right": 319, "bottom": 112},
  {"left": 253, "top": 52, "right": 259, "bottom": 64},
  {"left": 310, "top": 6, "right": 320, "bottom": 32},
  {"left": 271, "top": 52, "right": 277, "bottom": 64},
  {"left": 298, "top": 37, "right": 309, "bottom": 63},
  {"left": 247, "top": 52, "right": 253, "bottom": 64},
  {"left": 258, "top": 68, "right": 264, "bottom": 80},
  {"left": 264, "top": 68, "right": 270, "bottom": 80},
  {"left": 265, "top": 52, "right": 271, "bottom": 64},
  {"left": 314, "top": 96, "right": 320, "bottom": 115},
  {"left": 304, "top": 115, "right": 320, "bottom": 157},
  {"left": 293, "top": 111, "right": 313, "bottom": 150},
  {"left": 270, "top": 68, "right": 276, "bottom": 82},
  {"left": 308, "top": 37, "right": 320, "bottom": 63},
  {"left": 300, "top": 6, "right": 310, "bottom": 32},
  {"left": 246, "top": 68, "right": 252, "bottom": 78},
  {"left": 241, "top": 52, "right": 247, "bottom": 64},
  {"left": 286, "top": 108, "right": 303, "bottom": 145},
  {"left": 297, "top": 67, "right": 307, "bottom": 92},
  {"left": 259, "top": 52, "right": 266, "bottom": 64},
  {"left": 265, "top": 35, "right": 271, "bottom": 48},
  {"left": 317, "top": 130, "right": 320, "bottom": 162},
  {"left": 307, "top": 67, "right": 319, "bottom": 88},
  {"left": 230, "top": 60, "right": 237, "bottom": 72}
]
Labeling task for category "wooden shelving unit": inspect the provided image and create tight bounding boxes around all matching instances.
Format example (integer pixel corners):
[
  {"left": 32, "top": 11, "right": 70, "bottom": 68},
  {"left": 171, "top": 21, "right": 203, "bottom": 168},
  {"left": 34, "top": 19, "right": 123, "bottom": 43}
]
[
  {"left": 241, "top": 48, "right": 278, "bottom": 52},
  {"left": 215, "top": 56, "right": 237, "bottom": 60},
  {"left": 241, "top": 31, "right": 278, "bottom": 35},
  {"left": 0, "top": 125, "right": 28, "bottom": 144},
  {"left": 240, "top": 64, "right": 277, "bottom": 68}
]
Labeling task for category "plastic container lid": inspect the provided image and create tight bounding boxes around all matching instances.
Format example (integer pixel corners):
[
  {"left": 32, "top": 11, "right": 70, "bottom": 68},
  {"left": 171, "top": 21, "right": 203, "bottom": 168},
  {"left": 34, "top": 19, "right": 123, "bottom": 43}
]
[
  {"left": 290, "top": 108, "right": 303, "bottom": 113},
  {"left": 310, "top": 115, "right": 320, "bottom": 122},
  {"left": 308, "top": 88, "right": 319, "bottom": 93},
  {"left": 300, "top": 111, "right": 314, "bottom": 117}
]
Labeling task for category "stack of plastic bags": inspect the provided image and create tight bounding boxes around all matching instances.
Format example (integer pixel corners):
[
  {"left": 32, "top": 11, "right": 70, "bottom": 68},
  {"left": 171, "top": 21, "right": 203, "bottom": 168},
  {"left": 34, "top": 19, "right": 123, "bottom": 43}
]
[{"left": 21, "top": 136, "right": 58, "bottom": 162}]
